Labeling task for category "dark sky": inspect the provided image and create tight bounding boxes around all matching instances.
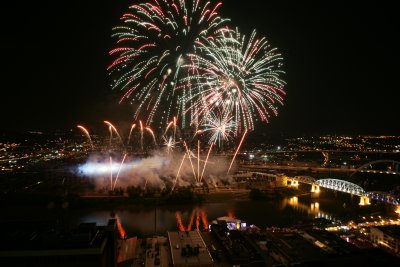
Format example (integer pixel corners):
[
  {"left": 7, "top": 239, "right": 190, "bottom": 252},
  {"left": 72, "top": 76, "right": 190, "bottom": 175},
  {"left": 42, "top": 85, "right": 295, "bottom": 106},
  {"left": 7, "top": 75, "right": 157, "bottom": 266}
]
[{"left": 1, "top": 1, "right": 398, "bottom": 135}]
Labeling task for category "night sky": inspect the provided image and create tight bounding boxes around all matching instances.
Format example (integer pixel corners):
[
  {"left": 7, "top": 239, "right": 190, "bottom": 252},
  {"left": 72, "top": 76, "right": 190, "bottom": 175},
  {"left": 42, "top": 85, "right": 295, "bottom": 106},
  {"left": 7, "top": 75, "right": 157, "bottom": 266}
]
[{"left": 1, "top": 1, "right": 398, "bottom": 135}]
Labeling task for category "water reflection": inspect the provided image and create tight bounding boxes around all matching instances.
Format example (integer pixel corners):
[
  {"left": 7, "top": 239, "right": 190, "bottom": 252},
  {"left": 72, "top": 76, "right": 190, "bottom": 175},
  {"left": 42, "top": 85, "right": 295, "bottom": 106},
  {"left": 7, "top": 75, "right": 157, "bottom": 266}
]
[
  {"left": 115, "top": 214, "right": 127, "bottom": 239},
  {"left": 75, "top": 192, "right": 388, "bottom": 236},
  {"left": 175, "top": 208, "right": 209, "bottom": 231},
  {"left": 284, "top": 196, "right": 338, "bottom": 223}
]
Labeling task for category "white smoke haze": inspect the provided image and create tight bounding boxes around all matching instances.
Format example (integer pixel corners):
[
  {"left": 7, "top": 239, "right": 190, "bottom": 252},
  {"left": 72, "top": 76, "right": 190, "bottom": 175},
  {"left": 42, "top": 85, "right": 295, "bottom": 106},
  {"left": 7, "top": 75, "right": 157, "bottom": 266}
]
[{"left": 76, "top": 149, "right": 235, "bottom": 190}]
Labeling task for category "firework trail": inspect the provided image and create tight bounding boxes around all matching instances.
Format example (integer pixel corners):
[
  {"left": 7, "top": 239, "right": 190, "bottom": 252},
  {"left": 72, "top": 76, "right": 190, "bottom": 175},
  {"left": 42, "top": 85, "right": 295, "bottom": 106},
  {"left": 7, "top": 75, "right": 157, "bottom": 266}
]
[
  {"left": 197, "top": 140, "right": 200, "bottom": 179},
  {"left": 183, "top": 28, "right": 286, "bottom": 133},
  {"left": 200, "top": 142, "right": 214, "bottom": 183},
  {"left": 164, "top": 117, "right": 179, "bottom": 141},
  {"left": 163, "top": 121, "right": 174, "bottom": 137},
  {"left": 172, "top": 153, "right": 186, "bottom": 191},
  {"left": 127, "top": 123, "right": 136, "bottom": 145},
  {"left": 183, "top": 141, "right": 198, "bottom": 182},
  {"left": 77, "top": 125, "right": 94, "bottom": 149},
  {"left": 227, "top": 129, "right": 247, "bottom": 175},
  {"left": 108, "top": 126, "right": 113, "bottom": 147},
  {"left": 173, "top": 116, "right": 177, "bottom": 141},
  {"left": 109, "top": 156, "right": 113, "bottom": 190},
  {"left": 104, "top": 120, "right": 125, "bottom": 147},
  {"left": 145, "top": 127, "right": 157, "bottom": 145},
  {"left": 109, "top": 0, "right": 228, "bottom": 127},
  {"left": 113, "top": 153, "right": 128, "bottom": 190},
  {"left": 139, "top": 120, "right": 144, "bottom": 151}
]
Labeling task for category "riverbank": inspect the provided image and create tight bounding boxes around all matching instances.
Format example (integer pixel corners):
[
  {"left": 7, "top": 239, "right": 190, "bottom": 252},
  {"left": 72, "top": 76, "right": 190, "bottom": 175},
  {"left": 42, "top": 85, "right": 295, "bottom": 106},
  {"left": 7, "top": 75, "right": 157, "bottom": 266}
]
[{"left": 0, "top": 185, "right": 306, "bottom": 210}]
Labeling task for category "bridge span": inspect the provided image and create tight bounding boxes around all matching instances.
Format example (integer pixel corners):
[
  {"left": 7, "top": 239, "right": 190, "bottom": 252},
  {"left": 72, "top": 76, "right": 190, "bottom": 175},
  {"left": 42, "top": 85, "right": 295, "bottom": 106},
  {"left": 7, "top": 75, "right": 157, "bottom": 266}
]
[
  {"left": 285, "top": 176, "right": 399, "bottom": 206},
  {"left": 241, "top": 172, "right": 399, "bottom": 206}
]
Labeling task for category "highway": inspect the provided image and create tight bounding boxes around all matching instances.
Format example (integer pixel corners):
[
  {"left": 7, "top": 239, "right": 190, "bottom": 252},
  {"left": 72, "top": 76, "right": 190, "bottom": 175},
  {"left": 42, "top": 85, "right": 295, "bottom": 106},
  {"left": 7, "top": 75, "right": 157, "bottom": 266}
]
[{"left": 239, "top": 164, "right": 356, "bottom": 173}]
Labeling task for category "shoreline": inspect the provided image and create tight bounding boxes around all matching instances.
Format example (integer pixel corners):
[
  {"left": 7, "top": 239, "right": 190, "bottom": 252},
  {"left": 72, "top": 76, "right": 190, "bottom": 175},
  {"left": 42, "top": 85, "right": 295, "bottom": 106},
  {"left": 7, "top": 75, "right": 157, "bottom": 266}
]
[{"left": 0, "top": 186, "right": 306, "bottom": 210}]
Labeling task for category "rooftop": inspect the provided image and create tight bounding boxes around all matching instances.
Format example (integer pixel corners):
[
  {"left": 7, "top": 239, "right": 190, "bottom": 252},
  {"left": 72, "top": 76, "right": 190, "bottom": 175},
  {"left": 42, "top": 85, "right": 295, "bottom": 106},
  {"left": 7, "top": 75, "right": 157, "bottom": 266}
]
[
  {"left": 168, "top": 230, "right": 213, "bottom": 267},
  {"left": 0, "top": 219, "right": 116, "bottom": 257}
]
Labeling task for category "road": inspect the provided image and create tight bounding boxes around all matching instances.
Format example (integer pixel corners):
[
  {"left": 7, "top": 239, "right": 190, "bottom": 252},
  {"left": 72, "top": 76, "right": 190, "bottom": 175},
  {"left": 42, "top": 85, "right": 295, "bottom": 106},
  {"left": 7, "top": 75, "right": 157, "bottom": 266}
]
[{"left": 239, "top": 164, "right": 356, "bottom": 173}]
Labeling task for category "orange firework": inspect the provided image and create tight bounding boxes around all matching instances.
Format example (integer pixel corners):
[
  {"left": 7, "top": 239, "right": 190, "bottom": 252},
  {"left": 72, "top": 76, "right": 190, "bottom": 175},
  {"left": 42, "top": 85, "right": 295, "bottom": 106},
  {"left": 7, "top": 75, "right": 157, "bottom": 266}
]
[
  {"left": 104, "top": 120, "right": 124, "bottom": 146},
  {"left": 127, "top": 123, "right": 136, "bottom": 145},
  {"left": 77, "top": 125, "right": 94, "bottom": 149},
  {"left": 145, "top": 127, "right": 157, "bottom": 145}
]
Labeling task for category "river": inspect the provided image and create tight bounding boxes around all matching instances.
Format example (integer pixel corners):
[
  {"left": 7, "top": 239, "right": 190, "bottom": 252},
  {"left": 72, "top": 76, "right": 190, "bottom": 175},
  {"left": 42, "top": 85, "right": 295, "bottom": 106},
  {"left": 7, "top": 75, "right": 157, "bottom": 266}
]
[{"left": 73, "top": 190, "right": 397, "bottom": 237}]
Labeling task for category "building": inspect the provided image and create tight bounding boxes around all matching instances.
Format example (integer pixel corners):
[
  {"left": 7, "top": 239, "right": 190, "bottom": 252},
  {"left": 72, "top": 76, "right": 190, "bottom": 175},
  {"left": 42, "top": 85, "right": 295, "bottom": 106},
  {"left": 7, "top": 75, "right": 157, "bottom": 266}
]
[
  {"left": 143, "top": 235, "right": 170, "bottom": 267},
  {"left": 232, "top": 171, "right": 288, "bottom": 188},
  {"left": 210, "top": 221, "right": 264, "bottom": 266},
  {"left": 0, "top": 219, "right": 118, "bottom": 267},
  {"left": 370, "top": 225, "right": 400, "bottom": 254},
  {"left": 252, "top": 228, "right": 400, "bottom": 266},
  {"left": 168, "top": 230, "right": 214, "bottom": 267}
]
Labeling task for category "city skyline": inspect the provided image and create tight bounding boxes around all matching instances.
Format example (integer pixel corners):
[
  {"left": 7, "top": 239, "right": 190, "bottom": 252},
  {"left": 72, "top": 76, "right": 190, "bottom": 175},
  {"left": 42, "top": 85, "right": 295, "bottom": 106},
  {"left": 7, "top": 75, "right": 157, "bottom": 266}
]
[{"left": 1, "top": 1, "right": 398, "bottom": 135}]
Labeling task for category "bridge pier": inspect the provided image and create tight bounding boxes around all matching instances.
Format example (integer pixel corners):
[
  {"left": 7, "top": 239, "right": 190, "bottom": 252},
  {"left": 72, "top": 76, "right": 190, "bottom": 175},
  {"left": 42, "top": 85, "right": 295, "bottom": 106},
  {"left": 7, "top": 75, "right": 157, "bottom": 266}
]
[
  {"left": 310, "top": 184, "right": 320, "bottom": 198},
  {"left": 287, "top": 179, "right": 299, "bottom": 187},
  {"left": 359, "top": 196, "right": 370, "bottom": 206},
  {"left": 311, "top": 184, "right": 320, "bottom": 193},
  {"left": 280, "top": 175, "right": 288, "bottom": 187}
]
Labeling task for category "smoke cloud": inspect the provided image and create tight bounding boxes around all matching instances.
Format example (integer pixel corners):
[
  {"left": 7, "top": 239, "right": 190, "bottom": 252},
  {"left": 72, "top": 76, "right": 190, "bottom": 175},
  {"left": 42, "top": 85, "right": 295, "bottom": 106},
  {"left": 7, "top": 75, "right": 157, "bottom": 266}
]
[{"left": 76, "top": 149, "right": 235, "bottom": 190}]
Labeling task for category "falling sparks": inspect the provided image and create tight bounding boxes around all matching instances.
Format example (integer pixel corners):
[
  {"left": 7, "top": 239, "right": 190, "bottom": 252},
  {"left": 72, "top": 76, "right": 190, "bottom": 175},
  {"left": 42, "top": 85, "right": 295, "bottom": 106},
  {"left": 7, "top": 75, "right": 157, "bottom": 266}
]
[
  {"left": 77, "top": 125, "right": 94, "bottom": 149},
  {"left": 104, "top": 120, "right": 125, "bottom": 147},
  {"left": 227, "top": 129, "right": 248, "bottom": 175}
]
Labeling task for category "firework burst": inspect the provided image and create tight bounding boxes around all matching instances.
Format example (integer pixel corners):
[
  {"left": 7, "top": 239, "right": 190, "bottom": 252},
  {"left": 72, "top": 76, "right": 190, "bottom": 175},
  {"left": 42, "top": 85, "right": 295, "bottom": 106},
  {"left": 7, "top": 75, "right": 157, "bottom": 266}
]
[
  {"left": 183, "top": 28, "right": 286, "bottom": 133},
  {"left": 200, "top": 110, "right": 236, "bottom": 146},
  {"left": 108, "top": 0, "right": 228, "bottom": 127}
]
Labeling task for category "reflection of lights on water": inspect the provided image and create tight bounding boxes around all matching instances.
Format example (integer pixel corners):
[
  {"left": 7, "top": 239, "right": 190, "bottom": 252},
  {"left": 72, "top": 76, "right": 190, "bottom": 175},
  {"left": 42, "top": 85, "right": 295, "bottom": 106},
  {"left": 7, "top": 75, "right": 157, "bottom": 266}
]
[
  {"left": 286, "top": 197, "right": 338, "bottom": 223},
  {"left": 227, "top": 209, "right": 235, "bottom": 218},
  {"left": 310, "top": 202, "right": 320, "bottom": 212},
  {"left": 395, "top": 206, "right": 400, "bottom": 214},
  {"left": 289, "top": 196, "right": 298, "bottom": 205},
  {"left": 115, "top": 214, "right": 127, "bottom": 239},
  {"left": 175, "top": 208, "right": 209, "bottom": 231}
]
